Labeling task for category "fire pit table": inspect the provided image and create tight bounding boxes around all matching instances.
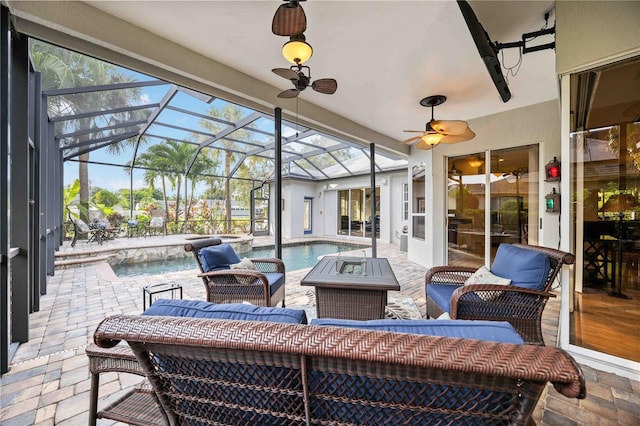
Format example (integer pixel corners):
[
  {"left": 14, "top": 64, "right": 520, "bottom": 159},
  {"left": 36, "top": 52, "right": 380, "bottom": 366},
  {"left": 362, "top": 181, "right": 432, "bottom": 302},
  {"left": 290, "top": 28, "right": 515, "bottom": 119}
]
[{"left": 301, "top": 256, "right": 400, "bottom": 320}]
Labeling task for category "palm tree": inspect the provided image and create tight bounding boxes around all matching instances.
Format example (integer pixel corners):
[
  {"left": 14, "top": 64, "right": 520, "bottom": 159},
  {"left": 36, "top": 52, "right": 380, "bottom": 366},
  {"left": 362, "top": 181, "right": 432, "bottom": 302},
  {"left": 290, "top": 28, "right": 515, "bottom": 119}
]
[
  {"left": 146, "top": 140, "right": 198, "bottom": 224},
  {"left": 198, "top": 104, "right": 272, "bottom": 233},
  {"left": 185, "top": 150, "right": 217, "bottom": 220},
  {"left": 132, "top": 147, "right": 174, "bottom": 219},
  {"left": 30, "top": 40, "right": 145, "bottom": 222}
]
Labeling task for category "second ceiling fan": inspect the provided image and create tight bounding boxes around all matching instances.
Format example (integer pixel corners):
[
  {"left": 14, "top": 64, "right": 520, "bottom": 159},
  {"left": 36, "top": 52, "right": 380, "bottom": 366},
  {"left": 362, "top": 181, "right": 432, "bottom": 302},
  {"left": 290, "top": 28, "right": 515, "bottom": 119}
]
[
  {"left": 271, "top": 0, "right": 337, "bottom": 99},
  {"left": 272, "top": 65, "right": 337, "bottom": 98},
  {"left": 403, "top": 95, "right": 475, "bottom": 150}
]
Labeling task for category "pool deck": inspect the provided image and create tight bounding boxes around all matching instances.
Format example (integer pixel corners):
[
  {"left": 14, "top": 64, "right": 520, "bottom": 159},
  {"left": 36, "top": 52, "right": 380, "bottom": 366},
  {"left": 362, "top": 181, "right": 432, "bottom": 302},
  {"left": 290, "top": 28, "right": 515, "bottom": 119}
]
[{"left": 1, "top": 234, "right": 638, "bottom": 425}]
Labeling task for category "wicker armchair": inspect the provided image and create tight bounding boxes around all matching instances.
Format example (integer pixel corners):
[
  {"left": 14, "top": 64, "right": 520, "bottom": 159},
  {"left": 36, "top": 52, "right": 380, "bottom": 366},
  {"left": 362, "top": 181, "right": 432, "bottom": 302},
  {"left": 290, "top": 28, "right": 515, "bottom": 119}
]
[
  {"left": 425, "top": 243, "right": 575, "bottom": 345},
  {"left": 184, "top": 238, "right": 286, "bottom": 307}
]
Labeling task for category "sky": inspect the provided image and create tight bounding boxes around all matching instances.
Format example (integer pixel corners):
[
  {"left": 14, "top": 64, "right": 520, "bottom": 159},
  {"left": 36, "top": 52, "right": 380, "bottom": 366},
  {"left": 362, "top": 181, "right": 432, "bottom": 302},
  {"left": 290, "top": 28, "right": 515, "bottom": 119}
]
[{"left": 57, "top": 47, "right": 406, "bottom": 197}]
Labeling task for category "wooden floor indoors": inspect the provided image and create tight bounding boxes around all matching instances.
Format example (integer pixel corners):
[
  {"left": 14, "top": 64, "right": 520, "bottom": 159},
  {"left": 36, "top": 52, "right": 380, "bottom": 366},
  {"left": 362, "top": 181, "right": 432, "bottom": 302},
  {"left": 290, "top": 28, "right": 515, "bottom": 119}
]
[{"left": 572, "top": 274, "right": 640, "bottom": 362}]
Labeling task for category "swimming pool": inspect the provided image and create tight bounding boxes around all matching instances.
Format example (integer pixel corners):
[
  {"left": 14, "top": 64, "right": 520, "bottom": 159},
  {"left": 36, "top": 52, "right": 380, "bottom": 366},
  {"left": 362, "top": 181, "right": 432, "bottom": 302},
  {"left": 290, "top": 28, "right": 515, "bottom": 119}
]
[{"left": 112, "top": 242, "right": 366, "bottom": 277}]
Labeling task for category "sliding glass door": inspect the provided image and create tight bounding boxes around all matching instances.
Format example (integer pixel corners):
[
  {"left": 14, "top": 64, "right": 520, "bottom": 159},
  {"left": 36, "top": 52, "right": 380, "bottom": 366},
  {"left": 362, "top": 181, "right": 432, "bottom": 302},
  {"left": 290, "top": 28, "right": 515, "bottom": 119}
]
[
  {"left": 337, "top": 187, "right": 380, "bottom": 237},
  {"left": 447, "top": 146, "right": 539, "bottom": 267},
  {"left": 568, "top": 55, "right": 640, "bottom": 362}
]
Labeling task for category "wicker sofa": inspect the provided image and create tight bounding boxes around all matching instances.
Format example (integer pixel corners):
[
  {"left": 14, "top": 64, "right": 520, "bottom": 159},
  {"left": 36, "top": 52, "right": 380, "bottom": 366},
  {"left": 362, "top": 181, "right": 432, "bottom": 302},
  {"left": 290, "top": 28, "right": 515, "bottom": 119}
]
[{"left": 92, "top": 300, "right": 586, "bottom": 425}]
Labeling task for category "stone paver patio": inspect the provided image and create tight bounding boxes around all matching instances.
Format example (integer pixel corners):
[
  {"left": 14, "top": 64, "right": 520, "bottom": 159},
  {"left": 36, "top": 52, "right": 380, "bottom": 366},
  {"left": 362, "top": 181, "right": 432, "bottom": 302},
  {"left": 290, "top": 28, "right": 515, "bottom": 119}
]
[{"left": 0, "top": 235, "right": 638, "bottom": 425}]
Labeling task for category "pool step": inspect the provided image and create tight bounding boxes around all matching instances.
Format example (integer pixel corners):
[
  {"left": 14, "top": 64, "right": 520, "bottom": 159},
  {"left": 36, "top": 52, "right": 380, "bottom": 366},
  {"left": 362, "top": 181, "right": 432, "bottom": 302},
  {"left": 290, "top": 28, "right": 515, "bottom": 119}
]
[{"left": 55, "top": 254, "right": 116, "bottom": 269}]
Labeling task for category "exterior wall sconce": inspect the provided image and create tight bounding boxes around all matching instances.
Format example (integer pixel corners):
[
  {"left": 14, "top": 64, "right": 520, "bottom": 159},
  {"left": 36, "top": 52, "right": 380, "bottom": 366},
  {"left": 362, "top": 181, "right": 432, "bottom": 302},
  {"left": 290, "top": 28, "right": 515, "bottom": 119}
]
[
  {"left": 545, "top": 188, "right": 560, "bottom": 213},
  {"left": 545, "top": 157, "right": 561, "bottom": 181}
]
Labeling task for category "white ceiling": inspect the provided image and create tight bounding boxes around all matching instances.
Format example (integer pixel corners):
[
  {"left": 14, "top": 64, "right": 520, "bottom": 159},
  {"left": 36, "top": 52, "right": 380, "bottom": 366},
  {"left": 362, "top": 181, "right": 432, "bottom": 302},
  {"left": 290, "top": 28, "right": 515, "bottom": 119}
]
[{"left": 88, "top": 0, "right": 557, "bottom": 151}]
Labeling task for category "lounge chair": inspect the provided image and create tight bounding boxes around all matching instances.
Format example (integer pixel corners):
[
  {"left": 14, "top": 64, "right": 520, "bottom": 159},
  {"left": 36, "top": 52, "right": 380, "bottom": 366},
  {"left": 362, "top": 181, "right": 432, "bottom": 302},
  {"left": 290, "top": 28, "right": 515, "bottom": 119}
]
[
  {"left": 147, "top": 216, "right": 166, "bottom": 236},
  {"left": 67, "top": 208, "right": 104, "bottom": 247},
  {"left": 184, "top": 238, "right": 286, "bottom": 307}
]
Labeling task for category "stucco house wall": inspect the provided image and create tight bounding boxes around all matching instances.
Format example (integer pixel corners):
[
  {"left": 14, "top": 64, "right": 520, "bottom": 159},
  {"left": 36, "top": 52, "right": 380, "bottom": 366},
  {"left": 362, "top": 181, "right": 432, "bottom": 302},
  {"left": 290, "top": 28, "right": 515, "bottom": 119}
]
[
  {"left": 407, "top": 100, "right": 561, "bottom": 268},
  {"left": 271, "top": 171, "right": 407, "bottom": 243},
  {"left": 556, "top": 0, "right": 640, "bottom": 75}
]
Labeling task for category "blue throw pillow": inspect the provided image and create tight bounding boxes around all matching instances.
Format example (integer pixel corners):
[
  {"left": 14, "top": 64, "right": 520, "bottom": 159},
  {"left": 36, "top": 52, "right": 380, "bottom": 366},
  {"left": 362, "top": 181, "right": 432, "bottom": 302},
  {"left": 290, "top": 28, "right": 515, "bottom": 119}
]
[
  {"left": 311, "top": 318, "right": 523, "bottom": 344},
  {"left": 198, "top": 243, "right": 241, "bottom": 272},
  {"left": 490, "top": 244, "right": 550, "bottom": 291},
  {"left": 143, "top": 298, "right": 307, "bottom": 324}
]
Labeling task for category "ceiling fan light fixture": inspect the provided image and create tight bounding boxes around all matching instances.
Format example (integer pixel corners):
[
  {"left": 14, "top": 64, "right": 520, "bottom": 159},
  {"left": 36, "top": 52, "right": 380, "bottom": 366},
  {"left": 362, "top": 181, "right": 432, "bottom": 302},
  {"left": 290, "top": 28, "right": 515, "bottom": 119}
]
[
  {"left": 403, "top": 95, "right": 475, "bottom": 150},
  {"left": 420, "top": 132, "right": 443, "bottom": 147},
  {"left": 282, "top": 34, "right": 313, "bottom": 64}
]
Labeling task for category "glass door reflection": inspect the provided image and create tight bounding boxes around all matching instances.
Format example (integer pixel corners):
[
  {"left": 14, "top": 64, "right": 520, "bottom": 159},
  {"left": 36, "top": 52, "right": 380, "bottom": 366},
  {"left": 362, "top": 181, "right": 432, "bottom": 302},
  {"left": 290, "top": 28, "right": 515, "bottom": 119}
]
[{"left": 447, "top": 146, "right": 538, "bottom": 267}]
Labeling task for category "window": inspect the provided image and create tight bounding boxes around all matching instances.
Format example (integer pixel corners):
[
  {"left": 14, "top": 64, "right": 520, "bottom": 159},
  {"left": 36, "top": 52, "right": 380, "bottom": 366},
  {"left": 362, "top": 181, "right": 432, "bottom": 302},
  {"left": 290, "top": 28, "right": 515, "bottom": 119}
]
[
  {"left": 402, "top": 183, "right": 409, "bottom": 221},
  {"left": 303, "top": 197, "right": 312, "bottom": 234},
  {"left": 412, "top": 165, "right": 426, "bottom": 240}
]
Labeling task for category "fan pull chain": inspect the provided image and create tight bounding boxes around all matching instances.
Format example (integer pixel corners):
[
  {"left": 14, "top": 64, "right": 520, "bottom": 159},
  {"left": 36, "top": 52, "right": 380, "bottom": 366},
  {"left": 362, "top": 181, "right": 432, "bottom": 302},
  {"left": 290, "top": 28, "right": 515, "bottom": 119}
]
[{"left": 295, "top": 96, "right": 299, "bottom": 138}]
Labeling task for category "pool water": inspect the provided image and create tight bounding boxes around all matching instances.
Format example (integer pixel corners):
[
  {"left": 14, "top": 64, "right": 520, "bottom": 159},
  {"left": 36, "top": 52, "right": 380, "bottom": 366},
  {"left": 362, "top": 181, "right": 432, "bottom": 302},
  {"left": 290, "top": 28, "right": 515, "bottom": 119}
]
[{"left": 112, "top": 242, "right": 363, "bottom": 277}]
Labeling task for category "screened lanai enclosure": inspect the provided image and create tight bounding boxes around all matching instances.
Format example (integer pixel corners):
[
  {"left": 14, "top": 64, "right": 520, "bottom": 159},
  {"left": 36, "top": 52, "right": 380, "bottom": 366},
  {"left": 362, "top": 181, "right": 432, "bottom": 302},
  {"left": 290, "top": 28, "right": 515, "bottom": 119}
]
[
  {"left": 34, "top": 41, "right": 407, "bottom": 236},
  {"left": 0, "top": 31, "right": 408, "bottom": 373}
]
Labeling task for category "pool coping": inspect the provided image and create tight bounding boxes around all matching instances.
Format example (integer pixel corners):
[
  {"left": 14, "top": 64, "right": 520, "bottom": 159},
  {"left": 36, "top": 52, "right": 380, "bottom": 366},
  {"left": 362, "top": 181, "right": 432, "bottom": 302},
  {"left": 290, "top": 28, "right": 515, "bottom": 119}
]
[{"left": 55, "top": 235, "right": 372, "bottom": 270}]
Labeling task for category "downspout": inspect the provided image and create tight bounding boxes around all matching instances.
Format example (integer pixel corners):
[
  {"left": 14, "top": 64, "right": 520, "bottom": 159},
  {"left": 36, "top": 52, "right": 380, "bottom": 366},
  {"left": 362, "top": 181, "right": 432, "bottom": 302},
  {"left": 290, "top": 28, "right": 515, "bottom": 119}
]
[
  {"left": 275, "top": 108, "right": 282, "bottom": 259},
  {"left": 370, "top": 143, "right": 377, "bottom": 258}
]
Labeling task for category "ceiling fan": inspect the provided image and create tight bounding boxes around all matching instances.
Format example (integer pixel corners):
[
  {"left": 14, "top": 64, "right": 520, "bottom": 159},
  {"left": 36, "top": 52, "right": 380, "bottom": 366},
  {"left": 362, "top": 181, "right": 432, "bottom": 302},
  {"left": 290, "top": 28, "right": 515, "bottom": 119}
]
[
  {"left": 272, "top": 0, "right": 307, "bottom": 36},
  {"left": 402, "top": 95, "right": 476, "bottom": 150},
  {"left": 272, "top": 65, "right": 337, "bottom": 98}
]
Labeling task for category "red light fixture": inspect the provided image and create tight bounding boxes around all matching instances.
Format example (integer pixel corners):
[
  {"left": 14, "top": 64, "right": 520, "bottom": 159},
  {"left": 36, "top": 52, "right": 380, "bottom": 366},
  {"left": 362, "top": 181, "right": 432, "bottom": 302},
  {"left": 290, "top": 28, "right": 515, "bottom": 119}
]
[{"left": 545, "top": 157, "right": 561, "bottom": 181}]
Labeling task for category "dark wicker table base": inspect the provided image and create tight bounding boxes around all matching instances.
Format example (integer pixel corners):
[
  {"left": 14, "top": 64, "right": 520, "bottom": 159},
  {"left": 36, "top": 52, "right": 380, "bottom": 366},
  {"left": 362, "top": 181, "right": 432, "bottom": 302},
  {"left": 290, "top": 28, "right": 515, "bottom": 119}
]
[{"left": 316, "top": 287, "right": 388, "bottom": 320}]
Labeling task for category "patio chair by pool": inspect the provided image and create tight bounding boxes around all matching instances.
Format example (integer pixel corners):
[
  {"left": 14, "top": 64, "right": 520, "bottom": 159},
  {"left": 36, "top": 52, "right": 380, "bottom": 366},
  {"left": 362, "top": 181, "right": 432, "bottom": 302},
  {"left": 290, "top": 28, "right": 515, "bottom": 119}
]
[
  {"left": 147, "top": 216, "right": 166, "bottom": 236},
  {"left": 67, "top": 208, "right": 104, "bottom": 247},
  {"left": 126, "top": 219, "right": 141, "bottom": 237},
  {"left": 95, "top": 218, "right": 120, "bottom": 240},
  {"left": 425, "top": 243, "right": 575, "bottom": 345},
  {"left": 184, "top": 238, "right": 286, "bottom": 307}
]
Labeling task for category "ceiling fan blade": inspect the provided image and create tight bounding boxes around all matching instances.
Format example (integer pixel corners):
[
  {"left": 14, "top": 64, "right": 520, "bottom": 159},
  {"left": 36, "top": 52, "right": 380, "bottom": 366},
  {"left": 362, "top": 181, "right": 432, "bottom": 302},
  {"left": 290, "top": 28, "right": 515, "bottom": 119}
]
[
  {"left": 311, "top": 78, "right": 337, "bottom": 94},
  {"left": 431, "top": 120, "right": 469, "bottom": 135},
  {"left": 272, "top": 3, "right": 306, "bottom": 36},
  {"left": 272, "top": 68, "right": 300, "bottom": 80},
  {"left": 277, "top": 89, "right": 300, "bottom": 99},
  {"left": 403, "top": 130, "right": 426, "bottom": 133},
  {"left": 401, "top": 135, "right": 423, "bottom": 144},
  {"left": 440, "top": 128, "right": 476, "bottom": 144}
]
